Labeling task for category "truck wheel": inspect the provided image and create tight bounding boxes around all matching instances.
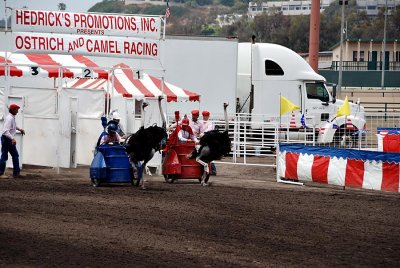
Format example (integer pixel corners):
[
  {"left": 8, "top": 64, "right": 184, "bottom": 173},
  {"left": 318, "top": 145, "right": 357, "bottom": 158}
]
[
  {"left": 164, "top": 174, "right": 176, "bottom": 183},
  {"left": 333, "top": 129, "right": 357, "bottom": 148}
]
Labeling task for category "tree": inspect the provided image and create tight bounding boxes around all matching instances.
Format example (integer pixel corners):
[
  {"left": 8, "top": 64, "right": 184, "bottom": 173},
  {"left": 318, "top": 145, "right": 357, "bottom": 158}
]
[
  {"left": 288, "top": 15, "right": 309, "bottom": 52},
  {"left": 58, "top": 2, "right": 66, "bottom": 11},
  {"left": 220, "top": 0, "right": 235, "bottom": 7},
  {"left": 86, "top": 0, "right": 400, "bottom": 51}
]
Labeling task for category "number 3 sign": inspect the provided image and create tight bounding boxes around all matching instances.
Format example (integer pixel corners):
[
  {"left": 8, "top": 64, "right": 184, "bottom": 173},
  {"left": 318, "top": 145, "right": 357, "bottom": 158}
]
[{"left": 30, "top": 66, "right": 40, "bottom": 76}]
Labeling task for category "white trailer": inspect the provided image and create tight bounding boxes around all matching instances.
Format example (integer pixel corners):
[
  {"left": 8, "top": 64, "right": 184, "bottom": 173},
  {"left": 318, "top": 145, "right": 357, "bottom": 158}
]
[
  {"left": 91, "top": 36, "right": 239, "bottom": 118},
  {"left": 237, "top": 42, "right": 366, "bottom": 144}
]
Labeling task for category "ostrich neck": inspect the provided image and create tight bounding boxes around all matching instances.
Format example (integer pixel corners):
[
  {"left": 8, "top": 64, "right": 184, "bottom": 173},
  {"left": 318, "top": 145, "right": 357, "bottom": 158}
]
[
  {"left": 158, "top": 98, "right": 167, "bottom": 129},
  {"left": 224, "top": 106, "right": 228, "bottom": 131},
  {"left": 140, "top": 104, "right": 145, "bottom": 127}
]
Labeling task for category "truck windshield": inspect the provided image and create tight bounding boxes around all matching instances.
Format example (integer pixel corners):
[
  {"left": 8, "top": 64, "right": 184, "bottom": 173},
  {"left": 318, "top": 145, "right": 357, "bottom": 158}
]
[{"left": 306, "top": 82, "right": 329, "bottom": 102}]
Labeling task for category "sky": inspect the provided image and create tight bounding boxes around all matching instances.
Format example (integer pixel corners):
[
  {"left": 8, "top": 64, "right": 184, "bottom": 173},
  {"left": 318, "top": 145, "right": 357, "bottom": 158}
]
[{"left": 1, "top": 0, "right": 101, "bottom": 20}]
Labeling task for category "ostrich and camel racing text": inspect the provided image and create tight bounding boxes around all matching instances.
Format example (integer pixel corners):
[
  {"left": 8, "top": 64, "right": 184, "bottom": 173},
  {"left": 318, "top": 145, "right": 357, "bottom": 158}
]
[{"left": 11, "top": 9, "right": 162, "bottom": 59}]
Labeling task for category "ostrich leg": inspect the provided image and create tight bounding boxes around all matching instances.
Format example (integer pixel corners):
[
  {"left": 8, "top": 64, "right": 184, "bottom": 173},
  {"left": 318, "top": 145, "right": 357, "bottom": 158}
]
[{"left": 196, "top": 157, "right": 209, "bottom": 186}]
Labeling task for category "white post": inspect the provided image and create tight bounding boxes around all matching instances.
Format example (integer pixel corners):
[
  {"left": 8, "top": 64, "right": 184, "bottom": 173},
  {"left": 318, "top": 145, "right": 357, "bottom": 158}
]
[
  {"left": 275, "top": 144, "right": 280, "bottom": 182},
  {"left": 162, "top": 15, "right": 166, "bottom": 40},
  {"left": 381, "top": 0, "right": 388, "bottom": 90},
  {"left": 338, "top": 1, "right": 345, "bottom": 96},
  {"left": 161, "top": 75, "right": 166, "bottom": 120},
  {"left": 4, "top": 0, "right": 7, "bottom": 31},
  {"left": 55, "top": 67, "right": 63, "bottom": 174},
  {"left": 110, "top": 67, "right": 115, "bottom": 114},
  {"left": 4, "top": 51, "right": 9, "bottom": 115}
]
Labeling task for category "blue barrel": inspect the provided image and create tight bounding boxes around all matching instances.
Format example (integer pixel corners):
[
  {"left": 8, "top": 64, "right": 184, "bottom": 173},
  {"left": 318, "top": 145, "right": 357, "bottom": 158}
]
[
  {"left": 90, "top": 151, "right": 107, "bottom": 180},
  {"left": 92, "top": 145, "right": 133, "bottom": 184}
]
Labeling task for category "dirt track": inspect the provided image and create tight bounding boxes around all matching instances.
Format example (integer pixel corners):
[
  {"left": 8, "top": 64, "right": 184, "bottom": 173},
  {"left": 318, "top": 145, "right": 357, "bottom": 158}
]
[{"left": 1, "top": 164, "right": 400, "bottom": 267}]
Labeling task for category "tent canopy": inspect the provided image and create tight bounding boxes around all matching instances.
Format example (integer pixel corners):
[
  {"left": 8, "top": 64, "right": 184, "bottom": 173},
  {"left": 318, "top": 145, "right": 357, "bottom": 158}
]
[
  {"left": 0, "top": 52, "right": 108, "bottom": 79},
  {"left": 67, "top": 63, "right": 200, "bottom": 102}
]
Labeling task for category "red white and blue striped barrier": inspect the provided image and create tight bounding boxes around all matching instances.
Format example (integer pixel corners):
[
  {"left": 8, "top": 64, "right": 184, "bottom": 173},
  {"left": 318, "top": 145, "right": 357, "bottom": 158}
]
[{"left": 277, "top": 144, "right": 400, "bottom": 193}]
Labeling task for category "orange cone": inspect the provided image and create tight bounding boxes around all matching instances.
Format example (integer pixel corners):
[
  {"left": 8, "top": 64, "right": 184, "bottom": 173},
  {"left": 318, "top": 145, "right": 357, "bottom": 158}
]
[
  {"left": 290, "top": 113, "right": 297, "bottom": 128},
  {"left": 346, "top": 118, "right": 353, "bottom": 129}
]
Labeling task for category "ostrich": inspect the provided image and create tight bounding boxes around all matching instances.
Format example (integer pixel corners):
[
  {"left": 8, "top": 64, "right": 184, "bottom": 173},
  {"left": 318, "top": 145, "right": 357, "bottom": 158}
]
[
  {"left": 125, "top": 96, "right": 167, "bottom": 189},
  {"left": 189, "top": 103, "right": 231, "bottom": 186}
]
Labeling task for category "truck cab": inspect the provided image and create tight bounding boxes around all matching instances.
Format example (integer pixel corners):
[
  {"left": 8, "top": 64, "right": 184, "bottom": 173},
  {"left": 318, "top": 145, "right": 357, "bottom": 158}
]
[{"left": 237, "top": 42, "right": 365, "bottom": 144}]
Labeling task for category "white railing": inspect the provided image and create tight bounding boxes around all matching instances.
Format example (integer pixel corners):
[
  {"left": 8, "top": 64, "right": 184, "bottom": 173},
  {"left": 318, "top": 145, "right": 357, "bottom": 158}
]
[
  {"left": 166, "top": 112, "right": 400, "bottom": 168},
  {"left": 212, "top": 113, "right": 316, "bottom": 167}
]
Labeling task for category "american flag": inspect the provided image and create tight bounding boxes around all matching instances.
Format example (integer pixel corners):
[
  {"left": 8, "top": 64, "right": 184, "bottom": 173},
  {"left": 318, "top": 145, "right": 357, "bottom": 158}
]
[{"left": 165, "top": 0, "right": 171, "bottom": 18}]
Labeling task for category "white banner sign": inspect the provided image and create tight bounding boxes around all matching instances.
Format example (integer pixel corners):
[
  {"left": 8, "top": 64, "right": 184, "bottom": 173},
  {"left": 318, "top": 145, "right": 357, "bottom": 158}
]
[
  {"left": 12, "top": 9, "right": 162, "bottom": 39},
  {"left": 13, "top": 32, "right": 160, "bottom": 59}
]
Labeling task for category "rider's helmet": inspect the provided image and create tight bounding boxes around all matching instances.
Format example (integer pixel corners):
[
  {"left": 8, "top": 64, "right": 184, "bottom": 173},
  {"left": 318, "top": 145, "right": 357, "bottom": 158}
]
[
  {"left": 107, "top": 123, "right": 118, "bottom": 134},
  {"left": 181, "top": 118, "right": 189, "bottom": 126},
  {"left": 111, "top": 111, "right": 121, "bottom": 120}
]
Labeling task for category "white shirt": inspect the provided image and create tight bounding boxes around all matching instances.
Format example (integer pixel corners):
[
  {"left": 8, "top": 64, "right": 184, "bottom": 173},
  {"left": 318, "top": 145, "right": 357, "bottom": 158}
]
[
  {"left": 201, "top": 120, "right": 214, "bottom": 135},
  {"left": 178, "top": 129, "right": 197, "bottom": 143},
  {"left": 2, "top": 113, "right": 18, "bottom": 140},
  {"left": 189, "top": 119, "right": 202, "bottom": 137}
]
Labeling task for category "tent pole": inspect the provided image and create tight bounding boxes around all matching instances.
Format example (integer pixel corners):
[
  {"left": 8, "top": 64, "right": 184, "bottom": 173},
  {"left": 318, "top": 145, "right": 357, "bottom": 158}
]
[
  {"left": 4, "top": 52, "right": 10, "bottom": 115},
  {"left": 55, "top": 67, "right": 63, "bottom": 174},
  {"left": 162, "top": 15, "right": 166, "bottom": 40},
  {"left": 105, "top": 68, "right": 111, "bottom": 115},
  {"left": 110, "top": 67, "right": 115, "bottom": 115},
  {"left": 161, "top": 75, "right": 167, "bottom": 125}
]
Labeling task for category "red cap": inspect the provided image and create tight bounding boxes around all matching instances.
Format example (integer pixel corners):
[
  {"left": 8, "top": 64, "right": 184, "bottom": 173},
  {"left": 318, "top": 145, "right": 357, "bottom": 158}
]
[
  {"left": 182, "top": 118, "right": 189, "bottom": 126},
  {"left": 191, "top": 109, "right": 199, "bottom": 115},
  {"left": 174, "top": 111, "right": 180, "bottom": 116},
  {"left": 9, "top": 104, "right": 20, "bottom": 110},
  {"left": 202, "top": 110, "right": 210, "bottom": 116}
]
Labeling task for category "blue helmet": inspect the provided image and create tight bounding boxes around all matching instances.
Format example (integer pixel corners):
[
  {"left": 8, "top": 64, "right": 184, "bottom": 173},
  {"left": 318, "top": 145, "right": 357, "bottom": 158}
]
[{"left": 107, "top": 123, "right": 118, "bottom": 134}]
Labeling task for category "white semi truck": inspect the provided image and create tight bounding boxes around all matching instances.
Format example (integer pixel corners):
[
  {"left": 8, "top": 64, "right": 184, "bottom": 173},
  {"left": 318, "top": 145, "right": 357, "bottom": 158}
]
[{"left": 237, "top": 42, "right": 366, "bottom": 145}]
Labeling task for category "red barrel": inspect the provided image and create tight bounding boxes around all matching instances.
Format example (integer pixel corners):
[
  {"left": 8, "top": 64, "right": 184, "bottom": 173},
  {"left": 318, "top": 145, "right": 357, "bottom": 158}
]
[{"left": 162, "top": 142, "right": 203, "bottom": 180}]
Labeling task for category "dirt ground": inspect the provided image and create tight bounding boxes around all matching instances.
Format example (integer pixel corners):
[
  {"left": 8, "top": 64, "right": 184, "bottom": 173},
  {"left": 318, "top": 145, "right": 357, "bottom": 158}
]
[{"left": 1, "top": 163, "right": 400, "bottom": 267}]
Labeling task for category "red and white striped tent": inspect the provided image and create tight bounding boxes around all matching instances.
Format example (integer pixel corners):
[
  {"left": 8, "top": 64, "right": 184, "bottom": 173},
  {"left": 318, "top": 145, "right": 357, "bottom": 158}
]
[
  {"left": 67, "top": 63, "right": 200, "bottom": 102},
  {"left": 0, "top": 52, "right": 108, "bottom": 79}
]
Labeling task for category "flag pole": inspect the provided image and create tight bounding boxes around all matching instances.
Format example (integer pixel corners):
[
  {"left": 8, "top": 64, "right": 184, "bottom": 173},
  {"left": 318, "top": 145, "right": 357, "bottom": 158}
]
[{"left": 279, "top": 93, "right": 281, "bottom": 145}]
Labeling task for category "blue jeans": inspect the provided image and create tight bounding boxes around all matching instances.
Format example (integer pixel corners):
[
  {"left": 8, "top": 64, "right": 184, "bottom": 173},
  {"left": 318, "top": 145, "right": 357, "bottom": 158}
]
[{"left": 0, "top": 135, "right": 20, "bottom": 176}]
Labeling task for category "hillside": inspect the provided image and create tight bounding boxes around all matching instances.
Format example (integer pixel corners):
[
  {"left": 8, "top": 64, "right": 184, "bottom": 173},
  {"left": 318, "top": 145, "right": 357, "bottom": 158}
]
[{"left": 87, "top": 0, "right": 400, "bottom": 53}]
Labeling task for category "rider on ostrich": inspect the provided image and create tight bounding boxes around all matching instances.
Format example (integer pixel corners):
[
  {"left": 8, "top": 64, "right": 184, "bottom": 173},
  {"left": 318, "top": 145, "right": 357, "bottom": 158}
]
[
  {"left": 125, "top": 96, "right": 167, "bottom": 189},
  {"left": 189, "top": 103, "right": 231, "bottom": 186}
]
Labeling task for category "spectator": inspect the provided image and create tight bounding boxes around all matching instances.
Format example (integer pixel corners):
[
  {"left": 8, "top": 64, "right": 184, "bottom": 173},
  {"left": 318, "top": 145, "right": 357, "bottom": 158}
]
[
  {"left": 200, "top": 110, "right": 217, "bottom": 175},
  {"left": 200, "top": 110, "right": 214, "bottom": 137},
  {"left": 189, "top": 109, "right": 202, "bottom": 138},
  {"left": 0, "top": 104, "right": 25, "bottom": 178}
]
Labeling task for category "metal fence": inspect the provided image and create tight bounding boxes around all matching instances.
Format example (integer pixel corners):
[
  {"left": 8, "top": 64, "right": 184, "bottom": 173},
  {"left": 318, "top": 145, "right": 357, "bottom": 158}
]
[
  {"left": 212, "top": 112, "right": 400, "bottom": 167},
  {"left": 213, "top": 113, "right": 316, "bottom": 167},
  {"left": 166, "top": 112, "right": 400, "bottom": 168},
  {"left": 330, "top": 61, "right": 400, "bottom": 71}
]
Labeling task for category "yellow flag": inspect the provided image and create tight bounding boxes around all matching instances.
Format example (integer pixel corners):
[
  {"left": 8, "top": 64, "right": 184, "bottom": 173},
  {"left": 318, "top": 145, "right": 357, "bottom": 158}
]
[
  {"left": 336, "top": 96, "right": 350, "bottom": 117},
  {"left": 280, "top": 96, "right": 300, "bottom": 116}
]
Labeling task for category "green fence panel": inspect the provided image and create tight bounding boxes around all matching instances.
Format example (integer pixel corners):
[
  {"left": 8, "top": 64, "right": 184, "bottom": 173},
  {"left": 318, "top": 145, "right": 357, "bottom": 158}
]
[{"left": 319, "top": 71, "right": 400, "bottom": 87}]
